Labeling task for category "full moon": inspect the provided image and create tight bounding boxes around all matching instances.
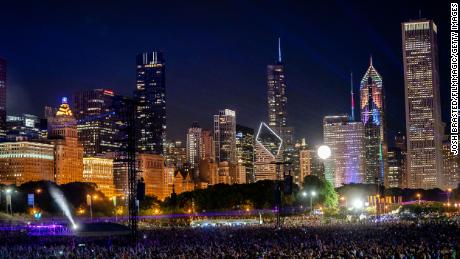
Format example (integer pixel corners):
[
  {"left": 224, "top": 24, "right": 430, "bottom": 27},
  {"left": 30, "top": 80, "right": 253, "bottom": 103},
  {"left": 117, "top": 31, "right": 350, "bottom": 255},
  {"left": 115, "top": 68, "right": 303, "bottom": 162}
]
[{"left": 317, "top": 145, "right": 331, "bottom": 159}]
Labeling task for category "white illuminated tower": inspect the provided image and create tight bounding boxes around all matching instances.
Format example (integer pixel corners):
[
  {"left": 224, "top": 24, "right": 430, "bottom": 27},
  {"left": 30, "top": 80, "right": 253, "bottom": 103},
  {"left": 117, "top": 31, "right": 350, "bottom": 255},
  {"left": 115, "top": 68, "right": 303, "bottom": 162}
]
[{"left": 402, "top": 19, "right": 444, "bottom": 189}]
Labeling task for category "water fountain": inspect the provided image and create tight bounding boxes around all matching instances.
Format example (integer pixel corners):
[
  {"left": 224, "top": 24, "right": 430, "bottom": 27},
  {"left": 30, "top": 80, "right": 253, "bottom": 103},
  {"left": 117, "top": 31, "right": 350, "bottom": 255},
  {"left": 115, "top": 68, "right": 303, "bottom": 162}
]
[{"left": 49, "top": 185, "right": 78, "bottom": 230}]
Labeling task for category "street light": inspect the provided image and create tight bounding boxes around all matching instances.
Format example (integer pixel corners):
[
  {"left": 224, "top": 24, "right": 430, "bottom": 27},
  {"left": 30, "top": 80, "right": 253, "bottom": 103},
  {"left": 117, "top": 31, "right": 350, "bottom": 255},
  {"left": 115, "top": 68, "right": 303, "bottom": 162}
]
[
  {"left": 310, "top": 191, "right": 317, "bottom": 215},
  {"left": 302, "top": 191, "right": 307, "bottom": 197},
  {"left": 447, "top": 188, "right": 452, "bottom": 205},
  {"left": 416, "top": 193, "right": 421, "bottom": 205}
]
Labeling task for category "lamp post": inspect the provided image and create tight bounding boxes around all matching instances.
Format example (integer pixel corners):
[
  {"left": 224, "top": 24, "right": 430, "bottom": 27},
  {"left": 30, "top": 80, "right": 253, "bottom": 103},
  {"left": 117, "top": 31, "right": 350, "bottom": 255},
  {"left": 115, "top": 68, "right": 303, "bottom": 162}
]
[
  {"left": 416, "top": 193, "right": 421, "bottom": 205},
  {"left": 310, "top": 191, "right": 316, "bottom": 215},
  {"left": 447, "top": 188, "right": 452, "bottom": 205}
]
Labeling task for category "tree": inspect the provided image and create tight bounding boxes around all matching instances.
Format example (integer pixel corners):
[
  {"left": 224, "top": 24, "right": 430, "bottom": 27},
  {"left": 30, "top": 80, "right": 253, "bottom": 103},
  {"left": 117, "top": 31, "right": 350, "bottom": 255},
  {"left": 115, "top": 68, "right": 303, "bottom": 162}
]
[{"left": 302, "top": 175, "right": 338, "bottom": 208}]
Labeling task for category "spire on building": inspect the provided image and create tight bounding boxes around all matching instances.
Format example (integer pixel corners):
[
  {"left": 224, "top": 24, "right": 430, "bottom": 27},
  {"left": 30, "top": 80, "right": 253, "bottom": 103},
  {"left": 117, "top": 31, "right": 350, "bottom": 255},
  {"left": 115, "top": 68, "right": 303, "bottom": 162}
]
[
  {"left": 278, "top": 37, "right": 282, "bottom": 63},
  {"left": 350, "top": 72, "right": 355, "bottom": 122},
  {"left": 369, "top": 55, "right": 373, "bottom": 67}
]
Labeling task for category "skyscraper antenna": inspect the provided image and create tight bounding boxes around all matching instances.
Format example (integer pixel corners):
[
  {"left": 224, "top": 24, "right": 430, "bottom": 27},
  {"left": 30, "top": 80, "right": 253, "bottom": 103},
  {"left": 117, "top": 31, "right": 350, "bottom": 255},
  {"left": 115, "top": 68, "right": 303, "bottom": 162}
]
[
  {"left": 350, "top": 72, "right": 355, "bottom": 122},
  {"left": 278, "top": 37, "right": 282, "bottom": 63},
  {"left": 370, "top": 55, "right": 373, "bottom": 66}
]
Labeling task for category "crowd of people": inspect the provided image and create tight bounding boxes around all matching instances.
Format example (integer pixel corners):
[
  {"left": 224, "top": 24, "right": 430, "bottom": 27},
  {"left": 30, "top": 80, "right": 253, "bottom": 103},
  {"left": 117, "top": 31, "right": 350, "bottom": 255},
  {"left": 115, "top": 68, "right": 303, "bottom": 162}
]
[{"left": 0, "top": 219, "right": 458, "bottom": 258}]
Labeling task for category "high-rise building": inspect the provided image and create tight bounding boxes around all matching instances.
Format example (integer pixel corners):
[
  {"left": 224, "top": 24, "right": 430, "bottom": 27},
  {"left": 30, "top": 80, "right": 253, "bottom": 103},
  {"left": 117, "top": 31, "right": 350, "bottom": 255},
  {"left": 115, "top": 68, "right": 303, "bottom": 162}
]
[
  {"left": 137, "top": 153, "right": 165, "bottom": 199},
  {"left": 201, "top": 129, "right": 214, "bottom": 161},
  {"left": 323, "top": 115, "right": 365, "bottom": 187},
  {"left": 72, "top": 89, "right": 119, "bottom": 156},
  {"left": 6, "top": 114, "right": 42, "bottom": 141},
  {"left": 266, "top": 38, "right": 294, "bottom": 164},
  {"left": 402, "top": 19, "right": 444, "bottom": 189},
  {"left": 442, "top": 138, "right": 460, "bottom": 189},
  {"left": 134, "top": 52, "right": 166, "bottom": 154},
  {"left": 236, "top": 125, "right": 254, "bottom": 183},
  {"left": 213, "top": 109, "right": 236, "bottom": 163},
  {"left": 298, "top": 145, "right": 312, "bottom": 185},
  {"left": 360, "top": 57, "right": 387, "bottom": 184},
  {"left": 48, "top": 97, "right": 84, "bottom": 184},
  {"left": 394, "top": 132, "right": 408, "bottom": 188},
  {"left": 186, "top": 122, "right": 202, "bottom": 169},
  {"left": 254, "top": 123, "right": 283, "bottom": 181},
  {"left": 387, "top": 147, "right": 404, "bottom": 188},
  {"left": 0, "top": 58, "right": 6, "bottom": 138},
  {"left": 0, "top": 142, "right": 54, "bottom": 185},
  {"left": 164, "top": 140, "right": 187, "bottom": 169},
  {"left": 83, "top": 157, "right": 115, "bottom": 197}
]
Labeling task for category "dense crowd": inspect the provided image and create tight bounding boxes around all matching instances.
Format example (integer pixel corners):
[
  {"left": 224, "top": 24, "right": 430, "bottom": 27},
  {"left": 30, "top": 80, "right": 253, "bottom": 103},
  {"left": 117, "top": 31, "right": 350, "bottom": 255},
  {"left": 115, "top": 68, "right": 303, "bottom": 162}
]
[{"left": 0, "top": 220, "right": 458, "bottom": 258}]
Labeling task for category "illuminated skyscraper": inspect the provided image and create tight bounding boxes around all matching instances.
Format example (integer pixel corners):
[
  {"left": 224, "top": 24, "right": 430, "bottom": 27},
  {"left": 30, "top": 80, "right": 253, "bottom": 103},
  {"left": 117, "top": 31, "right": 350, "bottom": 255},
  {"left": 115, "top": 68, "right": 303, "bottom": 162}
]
[
  {"left": 267, "top": 38, "right": 294, "bottom": 158},
  {"left": 402, "top": 19, "right": 444, "bottom": 189},
  {"left": 73, "top": 89, "right": 119, "bottom": 156},
  {"left": 323, "top": 115, "right": 364, "bottom": 187},
  {"left": 442, "top": 138, "right": 460, "bottom": 189},
  {"left": 236, "top": 124, "right": 254, "bottom": 183},
  {"left": 387, "top": 147, "right": 404, "bottom": 188},
  {"left": 6, "top": 114, "right": 42, "bottom": 140},
  {"left": 254, "top": 123, "right": 282, "bottom": 181},
  {"left": 360, "top": 57, "right": 387, "bottom": 184},
  {"left": 213, "top": 109, "right": 236, "bottom": 163},
  {"left": 134, "top": 52, "right": 166, "bottom": 154},
  {"left": 186, "top": 122, "right": 202, "bottom": 169},
  {"left": 0, "top": 58, "right": 6, "bottom": 137},
  {"left": 48, "top": 97, "right": 84, "bottom": 184}
]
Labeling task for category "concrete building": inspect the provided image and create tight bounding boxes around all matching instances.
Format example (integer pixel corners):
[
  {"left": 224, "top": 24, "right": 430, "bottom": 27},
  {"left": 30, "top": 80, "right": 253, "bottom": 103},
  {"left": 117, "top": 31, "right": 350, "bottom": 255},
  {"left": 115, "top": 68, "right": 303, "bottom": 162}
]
[{"left": 402, "top": 19, "right": 444, "bottom": 189}]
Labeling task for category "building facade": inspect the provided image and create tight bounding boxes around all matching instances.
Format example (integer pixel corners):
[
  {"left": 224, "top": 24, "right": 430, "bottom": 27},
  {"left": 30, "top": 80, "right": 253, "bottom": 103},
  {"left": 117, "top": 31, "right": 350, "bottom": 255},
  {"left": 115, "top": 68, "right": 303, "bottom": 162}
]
[
  {"left": 387, "top": 147, "right": 405, "bottom": 188},
  {"left": 360, "top": 58, "right": 387, "bottom": 184},
  {"left": 186, "top": 122, "right": 202, "bottom": 169},
  {"left": 6, "top": 114, "right": 42, "bottom": 141},
  {"left": 323, "top": 115, "right": 365, "bottom": 187},
  {"left": 83, "top": 157, "right": 115, "bottom": 197},
  {"left": 402, "top": 19, "right": 444, "bottom": 189},
  {"left": 72, "top": 89, "right": 120, "bottom": 156},
  {"left": 134, "top": 52, "right": 166, "bottom": 154},
  {"left": 442, "top": 139, "right": 460, "bottom": 189},
  {"left": 0, "top": 142, "right": 54, "bottom": 185},
  {"left": 236, "top": 124, "right": 254, "bottom": 183},
  {"left": 48, "top": 98, "right": 84, "bottom": 184},
  {"left": 213, "top": 109, "right": 236, "bottom": 163},
  {"left": 0, "top": 58, "right": 6, "bottom": 138}
]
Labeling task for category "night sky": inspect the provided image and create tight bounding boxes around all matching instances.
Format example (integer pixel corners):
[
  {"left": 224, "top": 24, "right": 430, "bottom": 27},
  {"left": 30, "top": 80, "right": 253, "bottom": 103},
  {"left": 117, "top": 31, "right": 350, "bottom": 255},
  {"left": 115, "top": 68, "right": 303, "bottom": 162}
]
[{"left": 0, "top": 1, "right": 451, "bottom": 146}]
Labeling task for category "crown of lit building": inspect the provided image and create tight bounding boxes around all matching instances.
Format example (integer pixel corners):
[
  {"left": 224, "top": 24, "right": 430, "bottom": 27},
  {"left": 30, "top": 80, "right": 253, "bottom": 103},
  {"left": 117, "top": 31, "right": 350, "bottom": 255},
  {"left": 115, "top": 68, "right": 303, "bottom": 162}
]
[{"left": 56, "top": 97, "right": 73, "bottom": 116}]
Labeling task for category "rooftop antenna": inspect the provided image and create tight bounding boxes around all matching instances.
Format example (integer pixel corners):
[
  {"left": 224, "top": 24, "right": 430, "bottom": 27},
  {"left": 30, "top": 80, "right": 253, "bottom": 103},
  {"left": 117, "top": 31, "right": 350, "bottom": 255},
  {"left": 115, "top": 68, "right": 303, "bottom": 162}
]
[
  {"left": 369, "top": 55, "right": 373, "bottom": 67},
  {"left": 278, "top": 37, "right": 282, "bottom": 63},
  {"left": 350, "top": 72, "right": 355, "bottom": 122}
]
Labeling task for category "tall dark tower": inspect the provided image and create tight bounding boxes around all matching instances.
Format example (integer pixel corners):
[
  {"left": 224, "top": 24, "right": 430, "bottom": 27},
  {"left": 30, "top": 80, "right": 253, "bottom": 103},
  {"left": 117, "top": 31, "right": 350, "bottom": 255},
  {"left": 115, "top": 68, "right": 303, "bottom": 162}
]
[
  {"left": 0, "top": 58, "right": 6, "bottom": 137},
  {"left": 134, "top": 52, "right": 166, "bottom": 154},
  {"left": 267, "top": 38, "right": 287, "bottom": 136},
  {"left": 360, "top": 57, "right": 387, "bottom": 184}
]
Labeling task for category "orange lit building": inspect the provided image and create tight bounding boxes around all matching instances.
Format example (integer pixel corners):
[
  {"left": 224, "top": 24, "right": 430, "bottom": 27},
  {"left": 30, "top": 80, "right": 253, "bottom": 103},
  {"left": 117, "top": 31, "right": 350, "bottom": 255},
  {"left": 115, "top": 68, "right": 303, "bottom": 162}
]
[
  {"left": 0, "top": 141, "right": 54, "bottom": 185},
  {"left": 48, "top": 97, "right": 83, "bottom": 184},
  {"left": 83, "top": 157, "right": 115, "bottom": 197}
]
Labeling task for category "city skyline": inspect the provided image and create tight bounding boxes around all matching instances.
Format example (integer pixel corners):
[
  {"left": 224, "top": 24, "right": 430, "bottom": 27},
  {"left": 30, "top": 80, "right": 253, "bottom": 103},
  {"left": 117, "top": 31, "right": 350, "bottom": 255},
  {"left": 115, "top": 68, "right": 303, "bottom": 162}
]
[{"left": 0, "top": 1, "right": 451, "bottom": 146}]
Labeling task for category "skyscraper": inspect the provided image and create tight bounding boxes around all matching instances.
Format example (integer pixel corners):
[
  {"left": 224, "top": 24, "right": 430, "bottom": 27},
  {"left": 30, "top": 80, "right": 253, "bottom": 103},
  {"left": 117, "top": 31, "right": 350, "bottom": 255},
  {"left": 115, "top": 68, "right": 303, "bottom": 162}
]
[
  {"left": 267, "top": 39, "right": 294, "bottom": 149},
  {"left": 323, "top": 115, "right": 365, "bottom": 187},
  {"left": 402, "top": 19, "right": 444, "bottom": 189},
  {"left": 213, "top": 109, "right": 236, "bottom": 163},
  {"left": 360, "top": 57, "right": 387, "bottom": 184},
  {"left": 186, "top": 122, "right": 202, "bottom": 169},
  {"left": 0, "top": 58, "right": 6, "bottom": 137},
  {"left": 134, "top": 52, "right": 166, "bottom": 154},
  {"left": 236, "top": 124, "right": 255, "bottom": 183},
  {"left": 48, "top": 97, "right": 84, "bottom": 184},
  {"left": 72, "top": 89, "right": 119, "bottom": 156}
]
